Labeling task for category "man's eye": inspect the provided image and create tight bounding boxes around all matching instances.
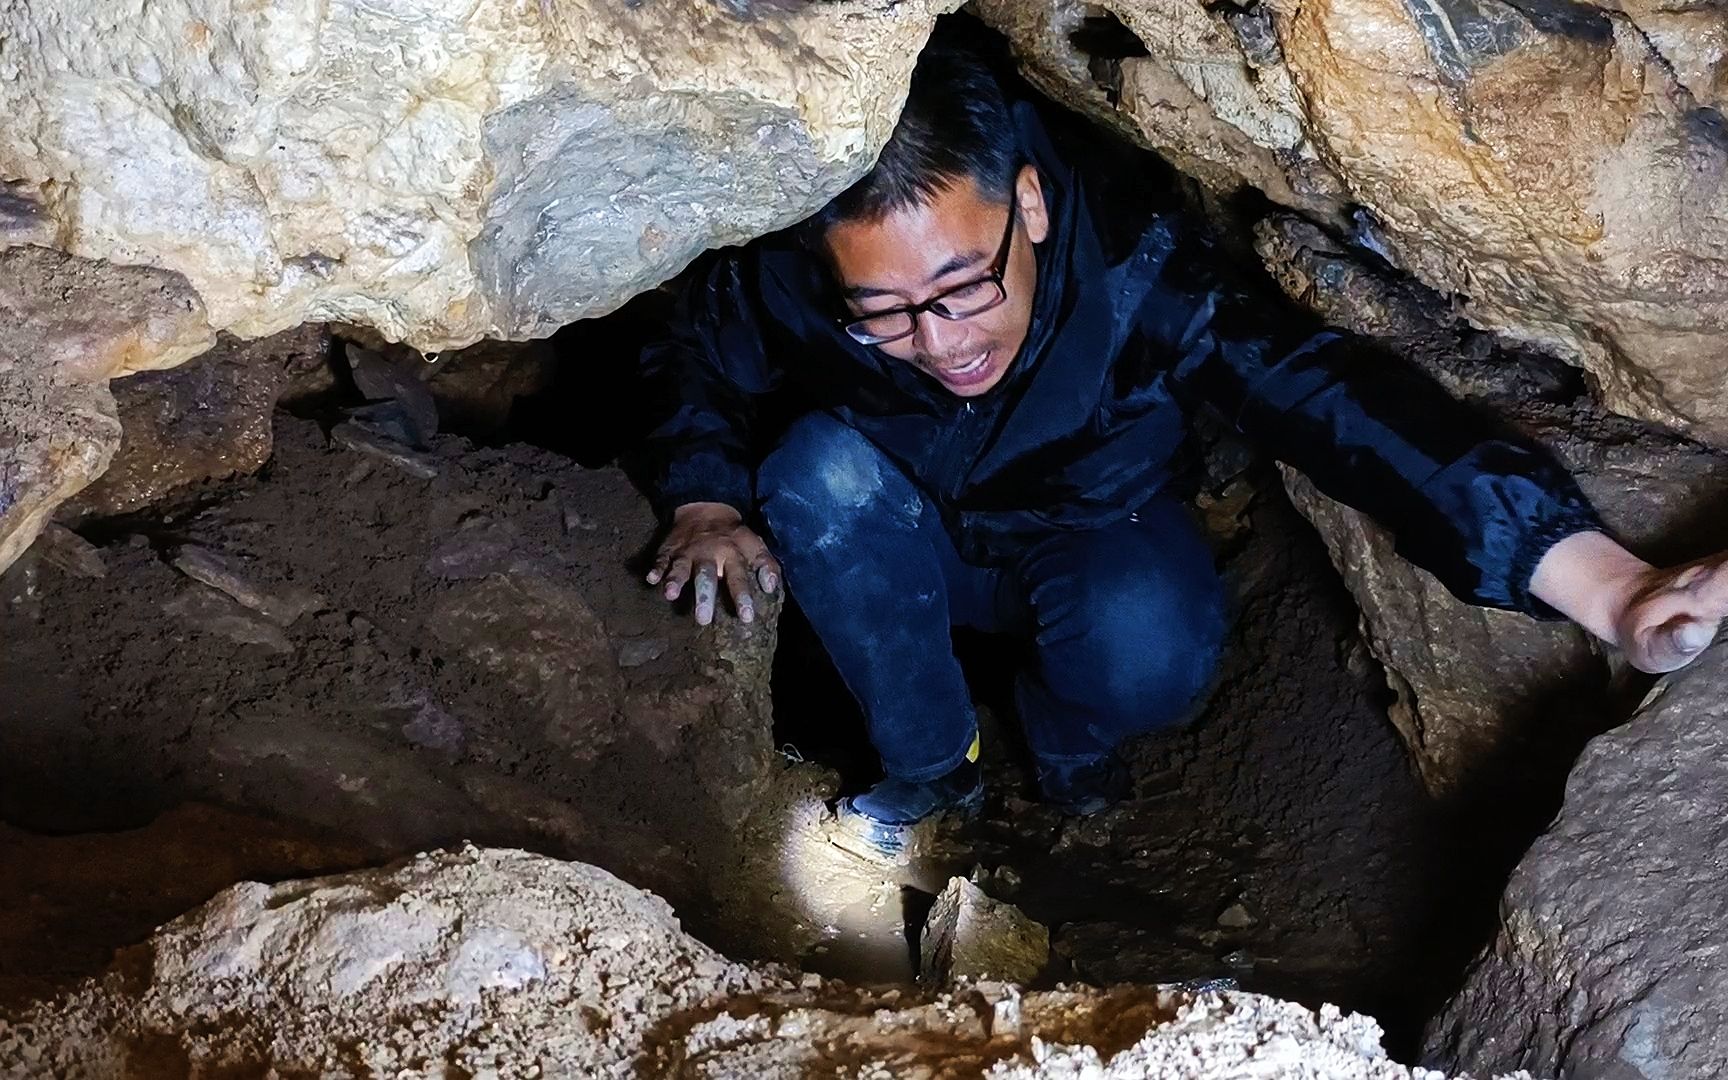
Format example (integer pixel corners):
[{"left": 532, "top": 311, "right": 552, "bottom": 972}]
[{"left": 943, "top": 282, "right": 991, "bottom": 301}]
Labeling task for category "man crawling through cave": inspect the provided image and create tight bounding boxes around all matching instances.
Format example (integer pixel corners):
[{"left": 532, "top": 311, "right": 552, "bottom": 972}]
[{"left": 633, "top": 41, "right": 1728, "bottom": 855}]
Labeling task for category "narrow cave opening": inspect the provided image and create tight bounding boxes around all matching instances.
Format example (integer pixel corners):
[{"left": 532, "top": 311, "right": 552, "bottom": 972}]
[{"left": 0, "top": 7, "right": 1695, "bottom": 1072}]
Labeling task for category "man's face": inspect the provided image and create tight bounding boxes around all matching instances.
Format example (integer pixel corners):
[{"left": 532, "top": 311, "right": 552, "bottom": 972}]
[{"left": 825, "top": 166, "right": 1049, "bottom": 398}]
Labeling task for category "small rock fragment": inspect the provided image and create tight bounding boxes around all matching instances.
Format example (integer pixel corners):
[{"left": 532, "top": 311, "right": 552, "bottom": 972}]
[
  {"left": 1217, "top": 902, "right": 1257, "bottom": 929},
  {"left": 615, "top": 637, "right": 668, "bottom": 669},
  {"left": 1220, "top": 949, "right": 1256, "bottom": 970},
  {"left": 984, "top": 983, "right": 1023, "bottom": 1036},
  {"left": 330, "top": 421, "right": 441, "bottom": 479},
  {"left": 401, "top": 697, "right": 466, "bottom": 756},
  {"left": 163, "top": 585, "right": 294, "bottom": 654},
  {"left": 35, "top": 524, "right": 106, "bottom": 579},
  {"left": 171, "top": 544, "right": 324, "bottom": 627},
  {"left": 920, "top": 877, "right": 1049, "bottom": 986},
  {"left": 346, "top": 344, "right": 440, "bottom": 448}
]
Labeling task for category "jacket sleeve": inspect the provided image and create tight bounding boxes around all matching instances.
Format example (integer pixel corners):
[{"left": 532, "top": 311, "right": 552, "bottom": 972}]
[
  {"left": 1147, "top": 216, "right": 1602, "bottom": 616},
  {"left": 635, "top": 253, "right": 781, "bottom": 520}
]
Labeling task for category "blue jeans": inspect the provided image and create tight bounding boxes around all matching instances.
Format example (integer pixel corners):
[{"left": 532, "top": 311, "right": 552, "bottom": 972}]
[{"left": 758, "top": 413, "right": 1227, "bottom": 782}]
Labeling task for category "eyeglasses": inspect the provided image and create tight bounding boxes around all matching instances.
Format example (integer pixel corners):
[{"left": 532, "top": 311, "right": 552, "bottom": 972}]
[{"left": 840, "top": 203, "right": 1016, "bottom": 346}]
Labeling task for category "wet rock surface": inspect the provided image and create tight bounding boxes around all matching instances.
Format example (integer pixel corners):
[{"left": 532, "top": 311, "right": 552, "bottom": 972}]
[
  {"left": 0, "top": 845, "right": 1535, "bottom": 1079},
  {"left": 1427, "top": 641, "right": 1728, "bottom": 1079},
  {"left": 61, "top": 326, "right": 333, "bottom": 521}
]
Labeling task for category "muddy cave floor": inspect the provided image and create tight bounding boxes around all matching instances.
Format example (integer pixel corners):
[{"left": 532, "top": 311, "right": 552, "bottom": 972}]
[{"left": 0, "top": 409, "right": 1514, "bottom": 1058}]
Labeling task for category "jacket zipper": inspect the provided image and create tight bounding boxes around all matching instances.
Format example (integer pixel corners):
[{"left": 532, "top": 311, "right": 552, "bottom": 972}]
[{"left": 932, "top": 399, "right": 986, "bottom": 504}]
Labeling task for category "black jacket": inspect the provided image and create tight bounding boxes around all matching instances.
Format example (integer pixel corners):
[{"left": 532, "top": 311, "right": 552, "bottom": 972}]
[{"left": 638, "top": 101, "right": 1600, "bottom": 616}]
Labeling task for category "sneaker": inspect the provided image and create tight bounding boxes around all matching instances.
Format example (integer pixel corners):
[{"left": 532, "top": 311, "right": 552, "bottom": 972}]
[
  {"left": 1037, "top": 752, "right": 1131, "bottom": 815},
  {"left": 835, "top": 736, "right": 984, "bottom": 856}
]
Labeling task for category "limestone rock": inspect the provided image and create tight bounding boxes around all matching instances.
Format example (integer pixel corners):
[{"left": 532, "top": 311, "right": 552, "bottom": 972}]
[
  {"left": 921, "top": 876, "right": 1050, "bottom": 985},
  {"left": 1283, "top": 469, "right": 1606, "bottom": 798},
  {"left": 62, "top": 326, "right": 331, "bottom": 520},
  {"left": 170, "top": 544, "right": 326, "bottom": 628},
  {"left": 163, "top": 584, "right": 296, "bottom": 655},
  {"left": 0, "top": 802, "right": 374, "bottom": 1005},
  {"left": 0, "top": 846, "right": 769, "bottom": 1078},
  {"left": 0, "top": 0, "right": 957, "bottom": 354},
  {"left": 974, "top": 0, "right": 1348, "bottom": 223},
  {"left": 982, "top": 0, "right": 1728, "bottom": 444},
  {"left": 31, "top": 524, "right": 105, "bottom": 580},
  {"left": 334, "top": 327, "right": 557, "bottom": 440},
  {"left": 0, "top": 246, "right": 215, "bottom": 574},
  {"left": 330, "top": 419, "right": 444, "bottom": 478},
  {"left": 1426, "top": 641, "right": 1728, "bottom": 1078},
  {"left": 0, "top": 845, "right": 1535, "bottom": 1079}
]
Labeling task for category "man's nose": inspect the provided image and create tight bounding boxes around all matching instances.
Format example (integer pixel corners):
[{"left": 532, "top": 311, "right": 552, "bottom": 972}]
[{"left": 912, "top": 309, "right": 963, "bottom": 354}]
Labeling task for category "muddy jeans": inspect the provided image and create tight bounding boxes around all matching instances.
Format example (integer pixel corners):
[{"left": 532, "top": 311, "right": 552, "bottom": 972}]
[{"left": 758, "top": 412, "right": 1227, "bottom": 782}]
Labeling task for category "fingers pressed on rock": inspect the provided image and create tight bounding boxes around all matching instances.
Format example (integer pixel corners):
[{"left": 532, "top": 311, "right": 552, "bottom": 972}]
[
  {"left": 722, "top": 552, "right": 756, "bottom": 623},
  {"left": 754, "top": 557, "right": 781, "bottom": 594},
  {"left": 1675, "top": 619, "right": 1717, "bottom": 654},
  {"left": 663, "top": 557, "right": 693, "bottom": 601},
  {"left": 694, "top": 564, "right": 719, "bottom": 625}
]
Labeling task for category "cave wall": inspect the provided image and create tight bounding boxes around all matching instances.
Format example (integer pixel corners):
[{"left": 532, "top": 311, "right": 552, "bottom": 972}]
[{"left": 975, "top": 0, "right": 1728, "bottom": 445}]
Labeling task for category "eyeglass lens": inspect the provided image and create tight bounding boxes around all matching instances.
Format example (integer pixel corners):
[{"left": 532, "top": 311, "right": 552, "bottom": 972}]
[{"left": 845, "top": 279, "right": 1007, "bottom": 345}]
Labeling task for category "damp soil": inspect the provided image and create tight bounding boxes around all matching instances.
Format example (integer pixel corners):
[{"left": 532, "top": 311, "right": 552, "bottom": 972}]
[
  {"left": 0, "top": 409, "right": 811, "bottom": 1002},
  {"left": 2, "top": 401, "right": 1499, "bottom": 1059}
]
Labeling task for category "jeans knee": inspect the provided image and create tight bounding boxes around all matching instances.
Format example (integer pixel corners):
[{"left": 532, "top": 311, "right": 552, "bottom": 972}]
[
  {"left": 1107, "top": 591, "right": 1220, "bottom": 718},
  {"left": 1039, "top": 560, "right": 1225, "bottom": 731},
  {"left": 759, "top": 414, "right": 916, "bottom": 549}
]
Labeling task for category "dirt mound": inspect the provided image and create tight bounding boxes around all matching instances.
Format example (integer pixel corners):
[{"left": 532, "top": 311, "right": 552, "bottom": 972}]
[
  {"left": 0, "top": 846, "right": 1535, "bottom": 1080},
  {"left": 0, "top": 412, "right": 822, "bottom": 962},
  {"left": 0, "top": 846, "right": 772, "bottom": 1078}
]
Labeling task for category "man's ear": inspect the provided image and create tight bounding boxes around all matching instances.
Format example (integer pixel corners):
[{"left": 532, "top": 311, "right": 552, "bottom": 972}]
[{"left": 1016, "top": 164, "right": 1050, "bottom": 244}]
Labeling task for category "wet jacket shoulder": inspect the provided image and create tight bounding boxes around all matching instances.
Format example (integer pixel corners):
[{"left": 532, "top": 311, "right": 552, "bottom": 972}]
[{"left": 637, "top": 99, "right": 1602, "bottom": 617}]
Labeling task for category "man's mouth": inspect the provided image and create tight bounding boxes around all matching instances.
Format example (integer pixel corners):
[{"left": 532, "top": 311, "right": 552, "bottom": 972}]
[{"left": 929, "top": 348, "right": 995, "bottom": 388}]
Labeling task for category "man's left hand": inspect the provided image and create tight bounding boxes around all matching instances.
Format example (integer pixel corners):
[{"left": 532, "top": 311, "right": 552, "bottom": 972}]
[{"left": 1532, "top": 531, "right": 1728, "bottom": 674}]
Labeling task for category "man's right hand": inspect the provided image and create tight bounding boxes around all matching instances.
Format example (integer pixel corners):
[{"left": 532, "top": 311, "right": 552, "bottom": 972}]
[{"left": 646, "top": 502, "right": 782, "bottom": 626}]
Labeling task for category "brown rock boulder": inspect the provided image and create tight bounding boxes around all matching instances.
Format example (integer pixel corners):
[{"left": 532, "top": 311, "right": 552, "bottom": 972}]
[
  {"left": 1426, "top": 640, "right": 1728, "bottom": 1078},
  {"left": 62, "top": 326, "right": 332, "bottom": 521},
  {"left": 0, "top": 247, "right": 214, "bottom": 572},
  {"left": 920, "top": 876, "right": 1051, "bottom": 985}
]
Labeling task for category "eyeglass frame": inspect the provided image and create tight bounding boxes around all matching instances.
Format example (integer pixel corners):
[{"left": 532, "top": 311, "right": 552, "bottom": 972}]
[{"left": 838, "top": 200, "right": 1018, "bottom": 347}]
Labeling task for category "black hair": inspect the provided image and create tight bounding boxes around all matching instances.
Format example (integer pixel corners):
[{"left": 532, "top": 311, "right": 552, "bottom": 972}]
[{"left": 809, "top": 43, "right": 1022, "bottom": 234}]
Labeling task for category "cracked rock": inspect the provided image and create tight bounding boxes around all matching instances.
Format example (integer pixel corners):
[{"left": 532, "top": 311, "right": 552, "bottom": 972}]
[{"left": 920, "top": 876, "right": 1050, "bottom": 986}]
